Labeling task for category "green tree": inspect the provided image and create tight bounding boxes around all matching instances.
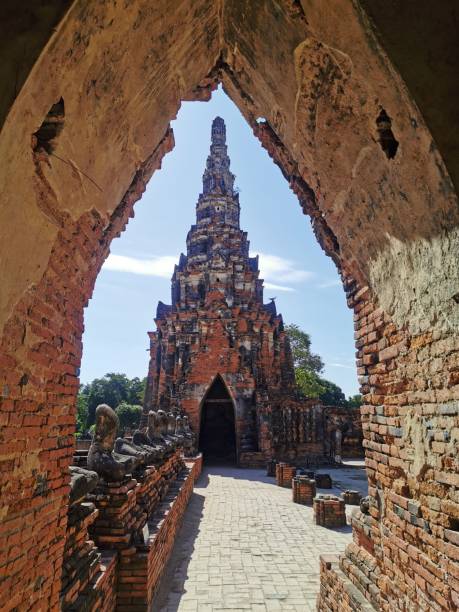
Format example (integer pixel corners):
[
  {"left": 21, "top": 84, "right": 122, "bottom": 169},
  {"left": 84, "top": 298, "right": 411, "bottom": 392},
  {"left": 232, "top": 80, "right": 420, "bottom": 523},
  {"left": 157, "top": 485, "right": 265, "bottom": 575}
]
[
  {"left": 285, "top": 324, "right": 349, "bottom": 406},
  {"left": 285, "top": 324, "right": 324, "bottom": 373},
  {"left": 76, "top": 386, "right": 89, "bottom": 435},
  {"left": 84, "top": 373, "right": 143, "bottom": 427},
  {"left": 116, "top": 402, "right": 142, "bottom": 433},
  {"left": 347, "top": 394, "right": 363, "bottom": 409},
  {"left": 318, "top": 378, "right": 347, "bottom": 407},
  {"left": 128, "top": 376, "right": 147, "bottom": 405},
  {"left": 294, "top": 368, "right": 326, "bottom": 398},
  {"left": 85, "top": 376, "right": 120, "bottom": 427}
]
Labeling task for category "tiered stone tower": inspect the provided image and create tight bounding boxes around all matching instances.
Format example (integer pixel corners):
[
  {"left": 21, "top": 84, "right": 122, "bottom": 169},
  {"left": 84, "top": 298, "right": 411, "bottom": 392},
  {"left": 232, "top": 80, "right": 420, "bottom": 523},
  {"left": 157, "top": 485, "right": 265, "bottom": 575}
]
[{"left": 142, "top": 117, "right": 334, "bottom": 465}]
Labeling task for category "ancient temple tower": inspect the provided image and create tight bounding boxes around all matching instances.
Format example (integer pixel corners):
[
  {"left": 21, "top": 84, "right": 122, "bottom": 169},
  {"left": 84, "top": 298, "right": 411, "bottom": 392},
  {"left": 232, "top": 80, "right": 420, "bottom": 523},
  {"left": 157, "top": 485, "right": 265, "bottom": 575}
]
[{"left": 142, "top": 117, "right": 314, "bottom": 465}]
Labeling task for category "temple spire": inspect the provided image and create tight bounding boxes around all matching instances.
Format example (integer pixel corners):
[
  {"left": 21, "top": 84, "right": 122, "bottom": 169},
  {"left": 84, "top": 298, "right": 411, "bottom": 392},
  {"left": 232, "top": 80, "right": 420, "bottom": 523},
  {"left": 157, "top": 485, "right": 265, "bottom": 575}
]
[
  {"left": 211, "top": 116, "right": 226, "bottom": 145},
  {"left": 202, "top": 116, "right": 235, "bottom": 196}
]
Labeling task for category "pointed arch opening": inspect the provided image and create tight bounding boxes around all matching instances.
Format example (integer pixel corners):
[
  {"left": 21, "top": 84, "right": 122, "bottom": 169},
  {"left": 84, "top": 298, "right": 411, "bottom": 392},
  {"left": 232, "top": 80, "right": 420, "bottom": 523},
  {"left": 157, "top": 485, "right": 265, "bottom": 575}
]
[{"left": 199, "top": 375, "right": 236, "bottom": 465}]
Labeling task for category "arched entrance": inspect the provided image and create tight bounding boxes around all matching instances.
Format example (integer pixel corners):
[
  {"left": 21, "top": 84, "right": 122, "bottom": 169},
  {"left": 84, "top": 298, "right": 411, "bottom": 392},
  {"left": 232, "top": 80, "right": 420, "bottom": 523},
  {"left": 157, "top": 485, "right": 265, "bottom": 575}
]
[
  {"left": 1, "top": 2, "right": 458, "bottom": 610},
  {"left": 199, "top": 376, "right": 236, "bottom": 464}
]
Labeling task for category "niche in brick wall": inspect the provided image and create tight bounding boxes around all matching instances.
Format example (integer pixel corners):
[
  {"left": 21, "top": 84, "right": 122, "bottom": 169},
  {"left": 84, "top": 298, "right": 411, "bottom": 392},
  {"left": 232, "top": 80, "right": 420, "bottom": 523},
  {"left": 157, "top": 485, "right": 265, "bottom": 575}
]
[
  {"left": 376, "top": 108, "right": 399, "bottom": 159},
  {"left": 32, "top": 97, "right": 65, "bottom": 155}
]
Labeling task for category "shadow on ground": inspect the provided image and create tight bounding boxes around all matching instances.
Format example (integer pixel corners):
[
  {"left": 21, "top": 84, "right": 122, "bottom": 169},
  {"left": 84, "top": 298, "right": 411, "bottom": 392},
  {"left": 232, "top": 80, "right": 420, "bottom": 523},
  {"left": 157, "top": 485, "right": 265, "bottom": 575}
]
[
  {"left": 152, "top": 490, "right": 205, "bottom": 611},
  {"left": 153, "top": 465, "right": 361, "bottom": 610}
]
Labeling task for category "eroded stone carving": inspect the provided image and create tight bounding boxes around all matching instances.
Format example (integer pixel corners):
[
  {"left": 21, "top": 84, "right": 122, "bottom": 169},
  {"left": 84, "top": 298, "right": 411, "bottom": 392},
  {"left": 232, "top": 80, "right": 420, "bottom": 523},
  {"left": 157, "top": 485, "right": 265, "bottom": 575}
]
[
  {"left": 167, "top": 410, "right": 186, "bottom": 447},
  {"left": 87, "top": 404, "right": 137, "bottom": 481},
  {"left": 334, "top": 428, "right": 343, "bottom": 464},
  {"left": 132, "top": 415, "right": 164, "bottom": 463},
  {"left": 157, "top": 409, "right": 176, "bottom": 450},
  {"left": 182, "top": 415, "right": 196, "bottom": 455},
  {"left": 69, "top": 466, "right": 99, "bottom": 505},
  {"left": 114, "top": 437, "right": 149, "bottom": 467}
]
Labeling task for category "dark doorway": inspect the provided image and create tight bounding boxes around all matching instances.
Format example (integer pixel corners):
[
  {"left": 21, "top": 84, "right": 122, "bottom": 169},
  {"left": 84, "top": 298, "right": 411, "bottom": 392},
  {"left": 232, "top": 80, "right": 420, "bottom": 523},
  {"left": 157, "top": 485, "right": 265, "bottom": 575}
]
[{"left": 199, "top": 375, "right": 236, "bottom": 464}]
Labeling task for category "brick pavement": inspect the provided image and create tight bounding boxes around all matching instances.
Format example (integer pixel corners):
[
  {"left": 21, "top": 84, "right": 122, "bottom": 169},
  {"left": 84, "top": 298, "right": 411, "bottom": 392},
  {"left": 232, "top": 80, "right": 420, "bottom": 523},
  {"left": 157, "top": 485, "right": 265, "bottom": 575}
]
[{"left": 155, "top": 466, "right": 361, "bottom": 611}]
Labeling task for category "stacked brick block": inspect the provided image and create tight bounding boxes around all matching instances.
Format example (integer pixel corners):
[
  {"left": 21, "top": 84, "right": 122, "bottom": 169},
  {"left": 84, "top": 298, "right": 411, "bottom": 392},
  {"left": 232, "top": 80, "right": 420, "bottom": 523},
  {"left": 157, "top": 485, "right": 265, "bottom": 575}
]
[
  {"left": 136, "top": 467, "right": 162, "bottom": 518},
  {"left": 89, "top": 478, "right": 144, "bottom": 551},
  {"left": 91, "top": 552, "right": 118, "bottom": 612},
  {"left": 89, "top": 452, "right": 184, "bottom": 552},
  {"left": 318, "top": 555, "right": 376, "bottom": 612},
  {"left": 61, "top": 503, "right": 101, "bottom": 609},
  {"left": 56, "top": 449, "right": 199, "bottom": 611},
  {"left": 275, "top": 463, "right": 296, "bottom": 488},
  {"left": 292, "top": 476, "right": 316, "bottom": 505},
  {"left": 117, "top": 459, "right": 201, "bottom": 610},
  {"left": 183, "top": 452, "right": 203, "bottom": 481},
  {"left": 342, "top": 490, "right": 362, "bottom": 505},
  {"left": 339, "top": 544, "right": 381, "bottom": 610},
  {"left": 314, "top": 495, "right": 347, "bottom": 528}
]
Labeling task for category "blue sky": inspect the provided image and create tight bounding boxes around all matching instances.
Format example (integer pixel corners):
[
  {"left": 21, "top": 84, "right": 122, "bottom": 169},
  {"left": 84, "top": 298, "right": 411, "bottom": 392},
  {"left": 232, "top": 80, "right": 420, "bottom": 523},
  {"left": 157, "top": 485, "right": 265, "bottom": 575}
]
[{"left": 80, "top": 87, "right": 359, "bottom": 397}]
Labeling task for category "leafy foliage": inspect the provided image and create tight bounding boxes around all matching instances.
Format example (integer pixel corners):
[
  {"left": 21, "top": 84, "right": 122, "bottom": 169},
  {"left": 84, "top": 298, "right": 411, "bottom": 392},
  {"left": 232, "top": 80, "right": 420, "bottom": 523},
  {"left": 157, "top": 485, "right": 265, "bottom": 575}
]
[
  {"left": 347, "top": 394, "right": 363, "bottom": 409},
  {"left": 76, "top": 391, "right": 89, "bottom": 436},
  {"left": 116, "top": 402, "right": 143, "bottom": 433},
  {"left": 294, "top": 368, "right": 326, "bottom": 398},
  {"left": 317, "top": 378, "right": 347, "bottom": 407},
  {"left": 76, "top": 373, "right": 146, "bottom": 432},
  {"left": 285, "top": 324, "right": 324, "bottom": 373},
  {"left": 285, "top": 324, "right": 358, "bottom": 407}
]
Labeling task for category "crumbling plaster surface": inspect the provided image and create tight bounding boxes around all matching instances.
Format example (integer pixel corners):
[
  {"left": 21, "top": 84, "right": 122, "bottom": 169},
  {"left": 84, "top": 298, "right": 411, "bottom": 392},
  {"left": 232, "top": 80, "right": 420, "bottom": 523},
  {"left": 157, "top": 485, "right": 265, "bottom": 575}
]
[
  {"left": 220, "top": 0, "right": 459, "bottom": 334},
  {"left": 0, "top": 0, "right": 220, "bottom": 337},
  {"left": 0, "top": 1, "right": 73, "bottom": 128},
  {"left": 369, "top": 229, "right": 459, "bottom": 334},
  {"left": 0, "top": 0, "right": 458, "bottom": 335},
  {"left": 359, "top": 0, "right": 459, "bottom": 195}
]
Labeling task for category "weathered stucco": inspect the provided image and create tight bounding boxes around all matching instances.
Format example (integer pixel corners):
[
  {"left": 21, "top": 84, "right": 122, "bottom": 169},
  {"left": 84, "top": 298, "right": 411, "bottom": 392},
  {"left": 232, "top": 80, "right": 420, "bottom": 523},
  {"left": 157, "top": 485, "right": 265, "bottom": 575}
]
[
  {"left": 0, "top": 0, "right": 220, "bottom": 336},
  {"left": 369, "top": 228, "right": 459, "bottom": 334},
  {"left": 219, "top": 0, "right": 459, "bottom": 336}
]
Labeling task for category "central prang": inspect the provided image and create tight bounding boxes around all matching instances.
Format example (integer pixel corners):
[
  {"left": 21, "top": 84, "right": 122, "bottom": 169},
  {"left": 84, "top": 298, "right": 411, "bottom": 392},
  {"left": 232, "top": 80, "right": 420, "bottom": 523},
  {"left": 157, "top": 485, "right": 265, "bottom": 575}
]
[{"left": 141, "top": 117, "right": 321, "bottom": 466}]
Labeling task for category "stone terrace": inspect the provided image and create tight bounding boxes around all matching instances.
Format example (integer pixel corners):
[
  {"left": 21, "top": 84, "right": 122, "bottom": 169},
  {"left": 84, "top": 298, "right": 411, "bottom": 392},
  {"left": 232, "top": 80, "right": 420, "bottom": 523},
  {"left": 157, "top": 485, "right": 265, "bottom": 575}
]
[{"left": 154, "top": 465, "right": 368, "bottom": 611}]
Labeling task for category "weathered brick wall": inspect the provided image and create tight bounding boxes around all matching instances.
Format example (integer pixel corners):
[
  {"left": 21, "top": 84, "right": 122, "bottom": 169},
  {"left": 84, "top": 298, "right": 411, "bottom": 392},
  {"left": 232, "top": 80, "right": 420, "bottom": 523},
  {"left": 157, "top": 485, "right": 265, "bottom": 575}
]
[
  {"left": 59, "top": 452, "right": 201, "bottom": 611},
  {"left": 317, "top": 276, "right": 459, "bottom": 611},
  {"left": 318, "top": 554, "right": 376, "bottom": 612},
  {"left": 61, "top": 503, "right": 101, "bottom": 609},
  {"left": 117, "top": 459, "right": 201, "bottom": 610},
  {"left": 0, "top": 132, "right": 173, "bottom": 611}
]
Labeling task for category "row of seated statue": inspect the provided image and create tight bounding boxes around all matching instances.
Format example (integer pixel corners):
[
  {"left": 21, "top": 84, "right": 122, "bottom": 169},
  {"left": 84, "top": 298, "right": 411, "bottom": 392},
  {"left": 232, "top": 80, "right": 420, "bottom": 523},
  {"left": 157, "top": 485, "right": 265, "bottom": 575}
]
[{"left": 70, "top": 404, "right": 196, "bottom": 492}]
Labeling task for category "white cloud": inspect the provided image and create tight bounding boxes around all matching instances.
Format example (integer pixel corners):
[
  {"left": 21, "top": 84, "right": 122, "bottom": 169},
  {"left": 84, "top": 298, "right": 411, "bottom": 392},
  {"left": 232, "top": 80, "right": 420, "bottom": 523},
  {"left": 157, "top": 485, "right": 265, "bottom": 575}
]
[
  {"left": 103, "top": 251, "right": 312, "bottom": 295},
  {"left": 252, "top": 252, "right": 313, "bottom": 284},
  {"left": 103, "top": 254, "right": 177, "bottom": 278},
  {"left": 318, "top": 278, "right": 342, "bottom": 289},
  {"left": 264, "top": 282, "right": 295, "bottom": 293},
  {"left": 328, "top": 362, "right": 355, "bottom": 370}
]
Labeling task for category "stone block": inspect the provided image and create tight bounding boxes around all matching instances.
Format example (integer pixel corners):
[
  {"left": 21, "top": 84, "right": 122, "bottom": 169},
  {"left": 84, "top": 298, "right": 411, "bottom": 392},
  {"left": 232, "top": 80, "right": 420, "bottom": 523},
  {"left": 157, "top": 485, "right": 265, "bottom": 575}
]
[
  {"left": 275, "top": 463, "right": 296, "bottom": 488},
  {"left": 342, "top": 490, "right": 362, "bottom": 505},
  {"left": 315, "top": 473, "right": 333, "bottom": 489},
  {"left": 292, "top": 476, "right": 316, "bottom": 505},
  {"left": 314, "top": 495, "right": 346, "bottom": 528}
]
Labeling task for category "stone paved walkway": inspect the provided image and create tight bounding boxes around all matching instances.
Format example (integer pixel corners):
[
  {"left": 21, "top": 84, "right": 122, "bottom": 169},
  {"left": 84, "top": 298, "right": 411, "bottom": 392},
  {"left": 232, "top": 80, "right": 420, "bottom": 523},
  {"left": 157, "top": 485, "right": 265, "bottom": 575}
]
[{"left": 155, "top": 466, "right": 366, "bottom": 611}]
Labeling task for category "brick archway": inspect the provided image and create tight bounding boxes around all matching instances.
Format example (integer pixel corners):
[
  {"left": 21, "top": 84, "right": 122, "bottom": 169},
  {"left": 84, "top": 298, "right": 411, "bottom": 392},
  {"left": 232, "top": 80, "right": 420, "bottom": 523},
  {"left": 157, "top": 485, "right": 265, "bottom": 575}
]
[
  {"left": 0, "top": 2, "right": 458, "bottom": 610},
  {"left": 198, "top": 374, "right": 237, "bottom": 465}
]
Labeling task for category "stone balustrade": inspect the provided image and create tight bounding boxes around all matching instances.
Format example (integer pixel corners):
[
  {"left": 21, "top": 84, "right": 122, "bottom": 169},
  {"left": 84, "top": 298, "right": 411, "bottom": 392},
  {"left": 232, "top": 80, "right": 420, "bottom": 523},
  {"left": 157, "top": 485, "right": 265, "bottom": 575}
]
[{"left": 60, "top": 451, "right": 202, "bottom": 611}]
